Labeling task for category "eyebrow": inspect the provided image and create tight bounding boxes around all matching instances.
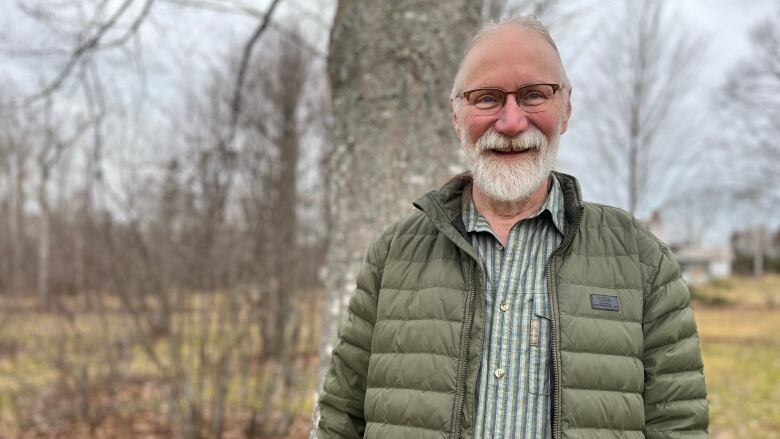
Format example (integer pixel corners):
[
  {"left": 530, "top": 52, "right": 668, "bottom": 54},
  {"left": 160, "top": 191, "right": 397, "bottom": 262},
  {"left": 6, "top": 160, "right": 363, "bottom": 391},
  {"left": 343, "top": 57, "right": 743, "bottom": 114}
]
[{"left": 467, "top": 82, "right": 555, "bottom": 90}]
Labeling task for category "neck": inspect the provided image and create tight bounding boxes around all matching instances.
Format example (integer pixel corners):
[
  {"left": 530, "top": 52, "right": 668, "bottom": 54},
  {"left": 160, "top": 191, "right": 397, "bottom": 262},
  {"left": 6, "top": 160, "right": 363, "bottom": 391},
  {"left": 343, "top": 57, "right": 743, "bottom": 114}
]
[{"left": 471, "top": 176, "right": 551, "bottom": 244}]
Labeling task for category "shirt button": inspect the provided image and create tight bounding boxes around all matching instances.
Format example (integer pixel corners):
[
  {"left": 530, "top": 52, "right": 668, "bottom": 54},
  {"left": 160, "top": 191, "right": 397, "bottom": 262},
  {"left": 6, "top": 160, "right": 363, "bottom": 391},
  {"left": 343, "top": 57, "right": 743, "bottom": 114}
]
[
  {"left": 495, "top": 243, "right": 503, "bottom": 251},
  {"left": 494, "top": 368, "right": 506, "bottom": 379},
  {"left": 499, "top": 302, "right": 509, "bottom": 312}
]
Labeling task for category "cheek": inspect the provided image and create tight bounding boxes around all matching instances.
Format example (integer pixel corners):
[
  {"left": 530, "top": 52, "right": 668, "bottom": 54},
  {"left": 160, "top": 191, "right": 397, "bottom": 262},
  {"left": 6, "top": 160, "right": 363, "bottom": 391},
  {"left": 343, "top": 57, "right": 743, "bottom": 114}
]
[
  {"left": 530, "top": 112, "right": 564, "bottom": 138},
  {"left": 463, "top": 115, "right": 492, "bottom": 143}
]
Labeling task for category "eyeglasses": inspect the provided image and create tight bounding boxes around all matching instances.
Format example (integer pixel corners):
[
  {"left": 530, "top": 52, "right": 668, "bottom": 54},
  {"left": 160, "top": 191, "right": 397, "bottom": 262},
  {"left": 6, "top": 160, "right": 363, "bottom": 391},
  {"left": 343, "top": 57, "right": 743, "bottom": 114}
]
[{"left": 457, "top": 83, "right": 562, "bottom": 115}]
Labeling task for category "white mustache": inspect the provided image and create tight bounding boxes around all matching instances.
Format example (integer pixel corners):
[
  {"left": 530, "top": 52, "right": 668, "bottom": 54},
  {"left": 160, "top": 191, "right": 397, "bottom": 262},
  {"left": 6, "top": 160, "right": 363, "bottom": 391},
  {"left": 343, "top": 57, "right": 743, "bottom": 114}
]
[
  {"left": 475, "top": 127, "right": 547, "bottom": 153},
  {"left": 462, "top": 123, "right": 559, "bottom": 203}
]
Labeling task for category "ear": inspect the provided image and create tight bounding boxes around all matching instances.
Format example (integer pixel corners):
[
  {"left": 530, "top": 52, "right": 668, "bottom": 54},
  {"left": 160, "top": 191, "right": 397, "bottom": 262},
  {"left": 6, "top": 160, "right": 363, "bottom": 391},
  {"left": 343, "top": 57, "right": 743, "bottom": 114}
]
[
  {"left": 450, "top": 97, "right": 462, "bottom": 140},
  {"left": 559, "top": 88, "right": 573, "bottom": 134}
]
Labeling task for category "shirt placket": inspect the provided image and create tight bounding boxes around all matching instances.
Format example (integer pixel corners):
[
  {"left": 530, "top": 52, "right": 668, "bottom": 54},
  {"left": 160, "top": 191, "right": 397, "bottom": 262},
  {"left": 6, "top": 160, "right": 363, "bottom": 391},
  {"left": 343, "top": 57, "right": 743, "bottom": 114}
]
[
  {"left": 509, "top": 223, "right": 536, "bottom": 437},
  {"left": 473, "top": 222, "right": 499, "bottom": 437},
  {"left": 468, "top": 176, "right": 565, "bottom": 439},
  {"left": 489, "top": 225, "right": 525, "bottom": 436}
]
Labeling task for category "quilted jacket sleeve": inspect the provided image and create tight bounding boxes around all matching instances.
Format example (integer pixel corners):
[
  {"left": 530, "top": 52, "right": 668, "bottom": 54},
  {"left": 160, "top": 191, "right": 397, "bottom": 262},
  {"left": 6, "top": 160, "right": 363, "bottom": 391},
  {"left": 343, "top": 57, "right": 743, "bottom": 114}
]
[
  {"left": 642, "top": 244, "right": 709, "bottom": 439},
  {"left": 317, "top": 231, "right": 391, "bottom": 439}
]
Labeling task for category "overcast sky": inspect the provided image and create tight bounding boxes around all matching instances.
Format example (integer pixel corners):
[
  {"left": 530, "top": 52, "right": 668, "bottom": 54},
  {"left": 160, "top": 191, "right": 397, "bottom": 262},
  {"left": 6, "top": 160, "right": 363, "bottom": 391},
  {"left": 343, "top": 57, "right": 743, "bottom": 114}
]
[
  {"left": 553, "top": 0, "right": 778, "bottom": 242},
  {"left": 1, "top": 0, "right": 777, "bottom": 242}
]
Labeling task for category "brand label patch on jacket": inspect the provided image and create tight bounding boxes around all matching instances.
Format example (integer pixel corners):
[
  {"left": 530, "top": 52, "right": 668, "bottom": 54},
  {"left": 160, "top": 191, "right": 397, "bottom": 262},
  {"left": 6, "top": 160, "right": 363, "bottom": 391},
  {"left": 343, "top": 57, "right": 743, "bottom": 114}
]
[{"left": 590, "top": 294, "right": 620, "bottom": 312}]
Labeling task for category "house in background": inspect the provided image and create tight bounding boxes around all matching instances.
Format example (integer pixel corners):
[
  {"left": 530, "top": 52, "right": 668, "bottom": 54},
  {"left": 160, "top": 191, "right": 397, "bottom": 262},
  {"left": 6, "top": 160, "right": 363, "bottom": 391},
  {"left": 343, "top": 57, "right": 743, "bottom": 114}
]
[
  {"left": 672, "top": 246, "right": 733, "bottom": 286},
  {"left": 646, "top": 211, "right": 733, "bottom": 286}
]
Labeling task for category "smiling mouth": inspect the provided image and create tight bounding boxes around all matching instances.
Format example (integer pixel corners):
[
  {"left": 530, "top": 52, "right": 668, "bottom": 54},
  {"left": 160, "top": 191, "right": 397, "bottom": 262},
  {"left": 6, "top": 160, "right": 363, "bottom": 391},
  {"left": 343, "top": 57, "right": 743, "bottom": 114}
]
[{"left": 487, "top": 148, "right": 535, "bottom": 157}]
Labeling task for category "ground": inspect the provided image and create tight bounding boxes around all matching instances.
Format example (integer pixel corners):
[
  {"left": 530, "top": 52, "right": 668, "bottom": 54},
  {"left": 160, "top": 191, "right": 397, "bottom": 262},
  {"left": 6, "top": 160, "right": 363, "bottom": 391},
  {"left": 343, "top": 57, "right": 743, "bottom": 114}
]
[
  {"left": 693, "top": 275, "right": 780, "bottom": 438},
  {"left": 0, "top": 275, "right": 778, "bottom": 438}
]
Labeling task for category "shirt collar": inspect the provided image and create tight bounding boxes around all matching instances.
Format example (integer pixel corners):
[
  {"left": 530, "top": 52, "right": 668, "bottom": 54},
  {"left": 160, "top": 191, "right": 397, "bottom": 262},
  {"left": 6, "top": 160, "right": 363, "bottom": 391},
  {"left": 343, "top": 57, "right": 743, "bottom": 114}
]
[{"left": 462, "top": 173, "right": 566, "bottom": 236}]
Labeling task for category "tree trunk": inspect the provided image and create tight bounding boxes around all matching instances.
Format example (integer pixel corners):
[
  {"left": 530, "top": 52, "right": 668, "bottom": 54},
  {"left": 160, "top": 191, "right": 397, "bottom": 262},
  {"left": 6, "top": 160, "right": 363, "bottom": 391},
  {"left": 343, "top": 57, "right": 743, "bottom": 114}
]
[
  {"left": 312, "top": 1, "right": 482, "bottom": 434},
  {"left": 10, "top": 154, "right": 27, "bottom": 293},
  {"left": 584, "top": 0, "right": 704, "bottom": 218},
  {"left": 37, "top": 172, "right": 50, "bottom": 307},
  {"left": 753, "top": 226, "right": 765, "bottom": 278}
]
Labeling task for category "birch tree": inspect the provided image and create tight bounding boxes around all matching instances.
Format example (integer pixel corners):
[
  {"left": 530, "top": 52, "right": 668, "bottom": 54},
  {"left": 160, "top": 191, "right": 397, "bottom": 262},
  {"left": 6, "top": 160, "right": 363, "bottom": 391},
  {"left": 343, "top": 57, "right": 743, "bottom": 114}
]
[
  {"left": 582, "top": 0, "right": 705, "bottom": 217},
  {"left": 312, "top": 1, "right": 483, "bottom": 434}
]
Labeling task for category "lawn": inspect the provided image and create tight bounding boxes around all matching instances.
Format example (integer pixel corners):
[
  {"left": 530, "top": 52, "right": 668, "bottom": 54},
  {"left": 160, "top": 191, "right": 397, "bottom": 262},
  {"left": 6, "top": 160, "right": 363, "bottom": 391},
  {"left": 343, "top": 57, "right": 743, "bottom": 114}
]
[
  {"left": 0, "top": 295, "right": 318, "bottom": 438},
  {"left": 694, "top": 275, "right": 780, "bottom": 438},
  {"left": 1, "top": 277, "right": 778, "bottom": 438}
]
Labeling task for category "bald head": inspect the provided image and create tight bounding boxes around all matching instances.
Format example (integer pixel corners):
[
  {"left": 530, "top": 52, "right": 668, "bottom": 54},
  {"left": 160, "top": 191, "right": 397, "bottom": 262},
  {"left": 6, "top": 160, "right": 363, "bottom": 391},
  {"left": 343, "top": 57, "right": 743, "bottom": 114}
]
[{"left": 451, "top": 16, "right": 570, "bottom": 99}]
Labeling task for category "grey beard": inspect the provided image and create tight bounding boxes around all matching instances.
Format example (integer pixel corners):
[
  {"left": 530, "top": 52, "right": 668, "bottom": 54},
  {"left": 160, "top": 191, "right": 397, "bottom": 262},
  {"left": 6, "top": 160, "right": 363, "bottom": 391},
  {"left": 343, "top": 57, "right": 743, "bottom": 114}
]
[{"left": 463, "top": 127, "right": 558, "bottom": 203}]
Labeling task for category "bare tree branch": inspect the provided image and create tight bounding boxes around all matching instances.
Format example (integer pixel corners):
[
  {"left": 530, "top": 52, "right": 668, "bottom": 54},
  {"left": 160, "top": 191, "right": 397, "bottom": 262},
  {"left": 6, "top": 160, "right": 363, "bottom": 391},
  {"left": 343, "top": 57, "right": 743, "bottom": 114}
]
[
  {"left": 25, "top": 0, "right": 154, "bottom": 102},
  {"left": 226, "top": 0, "right": 284, "bottom": 146},
  {"left": 582, "top": 0, "right": 706, "bottom": 216},
  {"left": 719, "top": 9, "right": 780, "bottom": 207},
  {"left": 161, "top": 0, "right": 266, "bottom": 18}
]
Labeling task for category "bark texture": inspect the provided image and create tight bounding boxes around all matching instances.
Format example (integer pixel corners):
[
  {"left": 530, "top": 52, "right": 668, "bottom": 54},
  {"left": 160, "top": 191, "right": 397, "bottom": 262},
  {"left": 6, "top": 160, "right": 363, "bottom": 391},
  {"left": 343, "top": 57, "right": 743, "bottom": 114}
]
[{"left": 312, "top": 0, "right": 483, "bottom": 434}]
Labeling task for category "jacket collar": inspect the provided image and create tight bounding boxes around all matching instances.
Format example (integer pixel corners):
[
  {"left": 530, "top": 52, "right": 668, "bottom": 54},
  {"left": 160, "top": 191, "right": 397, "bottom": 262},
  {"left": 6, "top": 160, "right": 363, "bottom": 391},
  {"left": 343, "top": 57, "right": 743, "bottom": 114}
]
[
  {"left": 462, "top": 174, "right": 566, "bottom": 237},
  {"left": 413, "top": 171, "right": 584, "bottom": 250}
]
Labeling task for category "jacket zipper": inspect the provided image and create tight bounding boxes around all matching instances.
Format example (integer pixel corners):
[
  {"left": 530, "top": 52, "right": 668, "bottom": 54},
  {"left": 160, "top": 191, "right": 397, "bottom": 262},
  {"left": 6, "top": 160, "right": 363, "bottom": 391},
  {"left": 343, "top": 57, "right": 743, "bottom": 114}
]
[
  {"left": 452, "top": 259, "right": 478, "bottom": 439},
  {"left": 545, "top": 206, "right": 584, "bottom": 439}
]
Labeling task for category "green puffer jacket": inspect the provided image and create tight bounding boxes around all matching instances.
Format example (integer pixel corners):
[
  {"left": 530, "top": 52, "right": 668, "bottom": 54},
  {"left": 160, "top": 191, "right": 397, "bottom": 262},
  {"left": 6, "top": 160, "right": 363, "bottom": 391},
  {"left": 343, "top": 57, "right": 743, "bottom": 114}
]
[{"left": 318, "top": 172, "right": 708, "bottom": 439}]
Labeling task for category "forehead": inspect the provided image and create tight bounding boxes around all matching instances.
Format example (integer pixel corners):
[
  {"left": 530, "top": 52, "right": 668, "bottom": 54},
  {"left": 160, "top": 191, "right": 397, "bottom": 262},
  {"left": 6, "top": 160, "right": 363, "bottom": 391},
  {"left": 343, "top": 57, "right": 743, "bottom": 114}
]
[{"left": 459, "top": 26, "right": 562, "bottom": 89}]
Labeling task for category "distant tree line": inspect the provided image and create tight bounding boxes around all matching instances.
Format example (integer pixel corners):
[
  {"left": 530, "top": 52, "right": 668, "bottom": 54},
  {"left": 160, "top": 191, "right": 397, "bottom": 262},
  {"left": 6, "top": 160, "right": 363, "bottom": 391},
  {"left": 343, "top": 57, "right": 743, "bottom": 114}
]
[
  {"left": 731, "top": 228, "right": 780, "bottom": 275},
  {"left": 0, "top": 7, "right": 330, "bottom": 435}
]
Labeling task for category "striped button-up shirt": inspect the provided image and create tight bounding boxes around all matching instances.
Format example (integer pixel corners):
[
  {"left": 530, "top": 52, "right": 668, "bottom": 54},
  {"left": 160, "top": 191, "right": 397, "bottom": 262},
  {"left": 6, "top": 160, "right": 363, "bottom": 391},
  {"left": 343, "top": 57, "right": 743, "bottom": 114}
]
[{"left": 464, "top": 175, "right": 566, "bottom": 439}]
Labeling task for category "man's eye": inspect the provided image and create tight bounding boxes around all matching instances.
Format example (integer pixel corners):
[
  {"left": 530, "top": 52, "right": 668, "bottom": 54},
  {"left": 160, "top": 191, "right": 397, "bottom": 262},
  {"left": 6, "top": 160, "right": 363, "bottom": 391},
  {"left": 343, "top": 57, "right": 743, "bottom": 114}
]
[
  {"left": 519, "top": 85, "right": 555, "bottom": 105},
  {"left": 471, "top": 91, "right": 503, "bottom": 107},
  {"left": 523, "top": 91, "right": 545, "bottom": 100},
  {"left": 477, "top": 95, "right": 498, "bottom": 103}
]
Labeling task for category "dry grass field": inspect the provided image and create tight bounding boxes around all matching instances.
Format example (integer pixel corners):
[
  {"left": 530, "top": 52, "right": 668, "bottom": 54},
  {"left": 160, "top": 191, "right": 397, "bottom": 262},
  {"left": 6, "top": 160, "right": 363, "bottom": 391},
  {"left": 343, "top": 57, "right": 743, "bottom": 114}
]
[
  {"left": 0, "top": 276, "right": 778, "bottom": 438},
  {"left": 0, "top": 294, "right": 318, "bottom": 438},
  {"left": 693, "top": 275, "right": 780, "bottom": 438}
]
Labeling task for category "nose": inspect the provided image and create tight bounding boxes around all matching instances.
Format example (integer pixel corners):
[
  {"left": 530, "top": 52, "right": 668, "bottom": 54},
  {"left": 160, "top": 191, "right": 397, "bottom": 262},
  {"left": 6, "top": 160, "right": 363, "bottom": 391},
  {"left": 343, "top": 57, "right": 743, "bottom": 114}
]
[{"left": 493, "top": 94, "right": 529, "bottom": 137}]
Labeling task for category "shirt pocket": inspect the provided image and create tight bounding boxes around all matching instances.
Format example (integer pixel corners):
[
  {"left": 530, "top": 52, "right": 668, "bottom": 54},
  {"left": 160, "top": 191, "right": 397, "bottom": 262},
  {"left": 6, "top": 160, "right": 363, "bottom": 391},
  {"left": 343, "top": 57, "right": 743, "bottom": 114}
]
[{"left": 529, "top": 292, "right": 551, "bottom": 395}]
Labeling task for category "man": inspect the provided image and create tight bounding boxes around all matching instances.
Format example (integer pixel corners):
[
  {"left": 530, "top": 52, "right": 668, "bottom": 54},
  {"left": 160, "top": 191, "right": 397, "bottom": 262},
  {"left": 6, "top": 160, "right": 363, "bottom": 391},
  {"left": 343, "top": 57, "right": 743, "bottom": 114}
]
[{"left": 318, "top": 16, "right": 708, "bottom": 439}]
